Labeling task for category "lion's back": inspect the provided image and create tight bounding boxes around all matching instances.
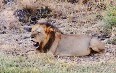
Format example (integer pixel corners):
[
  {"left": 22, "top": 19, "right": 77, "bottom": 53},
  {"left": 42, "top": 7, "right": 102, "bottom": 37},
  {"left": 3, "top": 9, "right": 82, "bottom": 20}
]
[{"left": 55, "top": 34, "right": 92, "bottom": 56}]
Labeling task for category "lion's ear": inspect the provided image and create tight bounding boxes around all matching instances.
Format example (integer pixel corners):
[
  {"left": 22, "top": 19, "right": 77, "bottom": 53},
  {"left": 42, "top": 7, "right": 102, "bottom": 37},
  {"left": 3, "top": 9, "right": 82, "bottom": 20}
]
[
  {"left": 45, "top": 27, "right": 54, "bottom": 33},
  {"left": 47, "top": 27, "right": 54, "bottom": 32}
]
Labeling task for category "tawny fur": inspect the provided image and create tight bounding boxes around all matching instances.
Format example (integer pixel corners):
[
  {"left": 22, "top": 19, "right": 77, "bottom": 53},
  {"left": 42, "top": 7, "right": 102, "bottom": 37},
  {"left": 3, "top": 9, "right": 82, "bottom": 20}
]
[{"left": 31, "top": 23, "right": 105, "bottom": 56}]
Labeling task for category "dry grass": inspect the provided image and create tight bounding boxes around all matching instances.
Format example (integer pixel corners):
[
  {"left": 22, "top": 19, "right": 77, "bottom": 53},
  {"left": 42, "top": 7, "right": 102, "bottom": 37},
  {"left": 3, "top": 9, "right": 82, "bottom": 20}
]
[
  {"left": 0, "top": 52, "right": 116, "bottom": 73},
  {"left": 0, "top": 0, "right": 116, "bottom": 73}
]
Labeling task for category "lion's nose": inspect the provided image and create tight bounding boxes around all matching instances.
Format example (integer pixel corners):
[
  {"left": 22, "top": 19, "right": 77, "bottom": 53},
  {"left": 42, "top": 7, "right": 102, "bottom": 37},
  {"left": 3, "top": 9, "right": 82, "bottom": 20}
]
[
  {"left": 31, "top": 36, "right": 34, "bottom": 38},
  {"left": 31, "top": 34, "right": 35, "bottom": 38}
]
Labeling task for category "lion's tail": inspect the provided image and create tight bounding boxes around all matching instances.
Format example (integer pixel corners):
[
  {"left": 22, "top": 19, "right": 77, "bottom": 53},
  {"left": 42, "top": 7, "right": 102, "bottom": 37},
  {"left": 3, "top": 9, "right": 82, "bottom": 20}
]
[{"left": 90, "top": 37, "right": 105, "bottom": 52}]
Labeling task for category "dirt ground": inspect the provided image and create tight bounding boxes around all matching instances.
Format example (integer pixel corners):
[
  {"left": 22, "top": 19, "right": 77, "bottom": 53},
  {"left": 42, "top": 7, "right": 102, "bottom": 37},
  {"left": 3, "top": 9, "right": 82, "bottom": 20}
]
[{"left": 0, "top": 0, "right": 116, "bottom": 65}]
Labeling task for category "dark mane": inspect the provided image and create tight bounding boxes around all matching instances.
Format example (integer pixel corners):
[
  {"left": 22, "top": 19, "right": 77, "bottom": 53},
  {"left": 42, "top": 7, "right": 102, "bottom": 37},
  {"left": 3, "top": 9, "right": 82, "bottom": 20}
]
[
  {"left": 38, "top": 22, "right": 63, "bottom": 34},
  {"left": 42, "top": 31, "right": 55, "bottom": 53},
  {"left": 36, "top": 22, "right": 63, "bottom": 53}
]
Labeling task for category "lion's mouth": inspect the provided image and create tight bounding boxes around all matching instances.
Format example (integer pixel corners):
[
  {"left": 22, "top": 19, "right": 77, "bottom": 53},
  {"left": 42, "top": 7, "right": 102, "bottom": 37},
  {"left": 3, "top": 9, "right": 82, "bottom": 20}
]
[
  {"left": 31, "top": 40, "right": 40, "bottom": 49},
  {"left": 33, "top": 42, "right": 40, "bottom": 48}
]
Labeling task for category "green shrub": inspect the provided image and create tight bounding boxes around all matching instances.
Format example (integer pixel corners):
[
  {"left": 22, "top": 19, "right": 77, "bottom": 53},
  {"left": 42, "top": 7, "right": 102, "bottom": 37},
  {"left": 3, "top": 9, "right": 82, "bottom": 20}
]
[{"left": 103, "top": 5, "right": 116, "bottom": 29}]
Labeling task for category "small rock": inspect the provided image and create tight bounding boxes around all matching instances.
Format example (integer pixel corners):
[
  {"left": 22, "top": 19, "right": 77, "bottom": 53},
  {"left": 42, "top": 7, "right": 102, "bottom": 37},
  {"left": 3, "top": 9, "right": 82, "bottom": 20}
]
[{"left": 106, "top": 53, "right": 110, "bottom": 56}]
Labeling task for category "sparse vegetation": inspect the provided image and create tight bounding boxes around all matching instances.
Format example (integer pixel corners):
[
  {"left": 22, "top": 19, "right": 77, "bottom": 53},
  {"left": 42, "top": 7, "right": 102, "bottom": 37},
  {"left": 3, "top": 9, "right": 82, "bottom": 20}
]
[
  {"left": 0, "top": 0, "right": 116, "bottom": 73},
  {"left": 0, "top": 53, "right": 116, "bottom": 73},
  {"left": 14, "top": 6, "right": 52, "bottom": 24},
  {"left": 103, "top": 5, "right": 116, "bottom": 29},
  {"left": 102, "top": 4, "right": 116, "bottom": 39}
]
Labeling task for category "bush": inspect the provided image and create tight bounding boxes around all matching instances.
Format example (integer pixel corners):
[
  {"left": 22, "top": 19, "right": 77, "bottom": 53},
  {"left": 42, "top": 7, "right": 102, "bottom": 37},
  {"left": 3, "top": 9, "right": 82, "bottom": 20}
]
[{"left": 103, "top": 5, "right": 116, "bottom": 29}]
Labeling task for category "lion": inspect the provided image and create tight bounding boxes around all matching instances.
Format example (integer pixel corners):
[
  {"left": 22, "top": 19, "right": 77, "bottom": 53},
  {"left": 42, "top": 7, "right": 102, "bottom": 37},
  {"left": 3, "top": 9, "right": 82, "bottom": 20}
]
[{"left": 31, "top": 23, "right": 105, "bottom": 56}]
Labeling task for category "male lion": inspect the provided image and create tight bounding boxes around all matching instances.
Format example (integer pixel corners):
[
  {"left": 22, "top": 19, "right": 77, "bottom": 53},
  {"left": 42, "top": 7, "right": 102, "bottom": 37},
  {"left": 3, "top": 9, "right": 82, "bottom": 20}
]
[{"left": 31, "top": 23, "right": 105, "bottom": 56}]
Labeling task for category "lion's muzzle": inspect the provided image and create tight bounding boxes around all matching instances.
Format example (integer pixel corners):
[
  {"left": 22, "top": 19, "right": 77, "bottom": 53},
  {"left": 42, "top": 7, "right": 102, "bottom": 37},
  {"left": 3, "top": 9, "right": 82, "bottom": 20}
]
[
  {"left": 31, "top": 38, "right": 40, "bottom": 49},
  {"left": 33, "top": 42, "right": 40, "bottom": 48}
]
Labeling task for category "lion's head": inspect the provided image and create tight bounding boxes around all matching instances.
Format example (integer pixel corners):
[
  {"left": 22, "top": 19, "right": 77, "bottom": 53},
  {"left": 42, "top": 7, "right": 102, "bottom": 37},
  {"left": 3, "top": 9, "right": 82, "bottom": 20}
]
[{"left": 31, "top": 23, "right": 59, "bottom": 52}]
